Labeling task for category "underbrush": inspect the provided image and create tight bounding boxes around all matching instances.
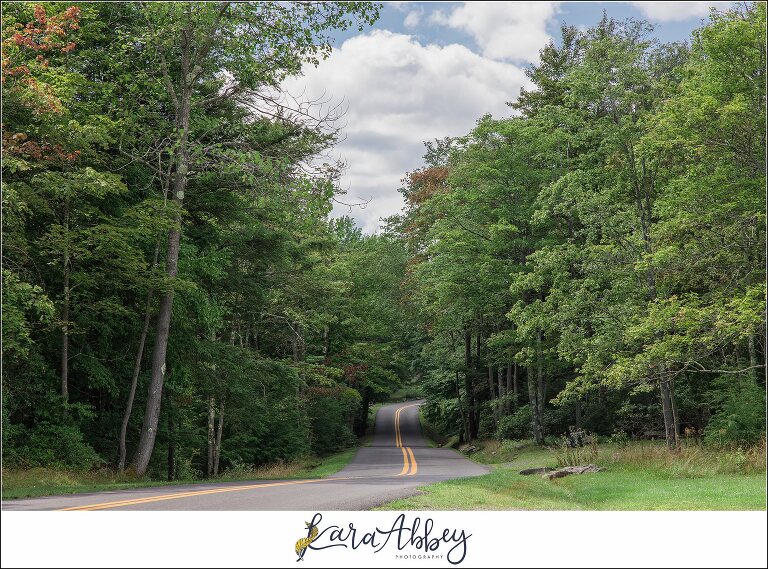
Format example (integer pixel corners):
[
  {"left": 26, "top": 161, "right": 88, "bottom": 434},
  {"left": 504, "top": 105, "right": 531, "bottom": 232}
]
[
  {"left": 555, "top": 437, "right": 599, "bottom": 467},
  {"left": 387, "top": 384, "right": 425, "bottom": 402},
  {"left": 419, "top": 411, "right": 450, "bottom": 447},
  {"left": 457, "top": 439, "right": 542, "bottom": 464},
  {"left": 2, "top": 448, "right": 358, "bottom": 499},
  {"left": 462, "top": 435, "right": 766, "bottom": 477},
  {"left": 605, "top": 438, "right": 766, "bottom": 476},
  {"left": 220, "top": 458, "right": 311, "bottom": 480}
]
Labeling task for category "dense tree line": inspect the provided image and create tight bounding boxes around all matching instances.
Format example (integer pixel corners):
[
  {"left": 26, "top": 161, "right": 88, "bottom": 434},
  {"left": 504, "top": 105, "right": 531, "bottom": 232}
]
[
  {"left": 2, "top": 2, "right": 765, "bottom": 482},
  {"left": 390, "top": 5, "right": 766, "bottom": 449},
  {"left": 1, "top": 2, "right": 416, "bottom": 479}
]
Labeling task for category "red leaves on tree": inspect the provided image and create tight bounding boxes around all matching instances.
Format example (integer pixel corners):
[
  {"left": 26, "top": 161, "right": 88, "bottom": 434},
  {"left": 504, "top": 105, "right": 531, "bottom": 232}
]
[
  {"left": 2, "top": 4, "right": 81, "bottom": 90},
  {"left": 2, "top": 130, "right": 80, "bottom": 162},
  {"left": 7, "top": 5, "right": 80, "bottom": 55},
  {"left": 406, "top": 167, "right": 449, "bottom": 206},
  {"left": 1, "top": 5, "right": 82, "bottom": 163},
  {"left": 344, "top": 363, "right": 369, "bottom": 385}
]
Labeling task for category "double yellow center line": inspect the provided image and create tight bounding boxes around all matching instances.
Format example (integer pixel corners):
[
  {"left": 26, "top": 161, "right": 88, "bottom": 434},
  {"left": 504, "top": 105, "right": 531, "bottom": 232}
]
[
  {"left": 395, "top": 403, "right": 419, "bottom": 476},
  {"left": 58, "top": 403, "right": 422, "bottom": 510}
]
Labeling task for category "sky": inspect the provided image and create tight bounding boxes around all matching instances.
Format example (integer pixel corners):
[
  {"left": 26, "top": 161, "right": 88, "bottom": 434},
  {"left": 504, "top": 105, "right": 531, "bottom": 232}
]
[{"left": 282, "top": 1, "right": 735, "bottom": 234}]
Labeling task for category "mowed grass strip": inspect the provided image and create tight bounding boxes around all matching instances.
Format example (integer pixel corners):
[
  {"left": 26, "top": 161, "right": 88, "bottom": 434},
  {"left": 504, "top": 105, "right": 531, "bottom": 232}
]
[
  {"left": 377, "top": 442, "right": 767, "bottom": 511},
  {"left": 2, "top": 448, "right": 359, "bottom": 500}
]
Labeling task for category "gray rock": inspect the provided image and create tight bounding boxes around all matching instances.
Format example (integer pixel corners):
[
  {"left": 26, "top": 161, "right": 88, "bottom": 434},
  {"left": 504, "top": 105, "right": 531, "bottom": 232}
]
[
  {"left": 544, "top": 464, "right": 602, "bottom": 480},
  {"left": 519, "top": 467, "right": 555, "bottom": 475}
]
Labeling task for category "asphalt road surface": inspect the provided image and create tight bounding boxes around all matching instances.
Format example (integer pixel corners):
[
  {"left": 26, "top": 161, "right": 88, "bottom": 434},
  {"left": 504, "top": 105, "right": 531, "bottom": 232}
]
[{"left": 3, "top": 401, "right": 488, "bottom": 511}]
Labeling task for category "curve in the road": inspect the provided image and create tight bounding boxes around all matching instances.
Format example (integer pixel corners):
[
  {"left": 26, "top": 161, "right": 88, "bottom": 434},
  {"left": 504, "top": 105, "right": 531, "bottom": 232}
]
[{"left": 3, "top": 401, "right": 488, "bottom": 511}]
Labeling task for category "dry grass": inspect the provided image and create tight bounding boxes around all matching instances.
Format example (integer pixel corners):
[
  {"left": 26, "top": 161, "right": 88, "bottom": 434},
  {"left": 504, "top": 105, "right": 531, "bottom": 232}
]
[
  {"left": 555, "top": 437, "right": 599, "bottom": 468},
  {"left": 605, "top": 438, "right": 766, "bottom": 476},
  {"left": 2, "top": 448, "right": 358, "bottom": 499},
  {"left": 380, "top": 439, "right": 767, "bottom": 511},
  {"left": 220, "top": 459, "right": 306, "bottom": 480}
]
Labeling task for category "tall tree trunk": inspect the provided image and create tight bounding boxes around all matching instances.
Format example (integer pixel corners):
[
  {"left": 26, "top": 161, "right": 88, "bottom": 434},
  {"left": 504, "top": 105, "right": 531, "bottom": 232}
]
[
  {"left": 60, "top": 200, "right": 70, "bottom": 410},
  {"left": 322, "top": 325, "right": 330, "bottom": 362},
  {"left": 354, "top": 388, "right": 371, "bottom": 437},
  {"left": 536, "top": 327, "right": 545, "bottom": 440},
  {"left": 60, "top": 260, "right": 70, "bottom": 406},
  {"left": 670, "top": 377, "right": 680, "bottom": 447},
  {"left": 133, "top": 93, "right": 191, "bottom": 476},
  {"left": 464, "top": 330, "right": 477, "bottom": 440},
  {"left": 498, "top": 366, "right": 506, "bottom": 416},
  {"left": 504, "top": 362, "right": 512, "bottom": 415},
  {"left": 659, "top": 376, "right": 679, "bottom": 450},
  {"left": 487, "top": 363, "right": 497, "bottom": 427},
  {"left": 167, "top": 401, "right": 176, "bottom": 481},
  {"left": 456, "top": 370, "right": 469, "bottom": 442},
  {"left": 512, "top": 362, "right": 519, "bottom": 406},
  {"left": 487, "top": 364, "right": 496, "bottom": 399},
  {"left": 118, "top": 243, "right": 160, "bottom": 472},
  {"left": 213, "top": 399, "right": 224, "bottom": 475},
  {"left": 207, "top": 395, "right": 215, "bottom": 476},
  {"left": 527, "top": 365, "right": 543, "bottom": 444},
  {"left": 575, "top": 399, "right": 582, "bottom": 430},
  {"left": 630, "top": 151, "right": 680, "bottom": 451},
  {"left": 748, "top": 334, "right": 758, "bottom": 382}
]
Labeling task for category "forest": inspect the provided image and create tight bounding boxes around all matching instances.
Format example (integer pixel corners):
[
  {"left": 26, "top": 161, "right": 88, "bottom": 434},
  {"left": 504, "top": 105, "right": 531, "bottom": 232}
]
[
  {"left": 1, "top": 1, "right": 765, "bottom": 487},
  {"left": 393, "top": 3, "right": 767, "bottom": 453}
]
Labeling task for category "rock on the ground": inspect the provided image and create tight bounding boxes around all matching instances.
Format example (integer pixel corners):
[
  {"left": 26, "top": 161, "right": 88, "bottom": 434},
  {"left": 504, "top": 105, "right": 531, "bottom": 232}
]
[
  {"left": 519, "top": 467, "right": 555, "bottom": 475},
  {"left": 544, "top": 464, "right": 602, "bottom": 480}
]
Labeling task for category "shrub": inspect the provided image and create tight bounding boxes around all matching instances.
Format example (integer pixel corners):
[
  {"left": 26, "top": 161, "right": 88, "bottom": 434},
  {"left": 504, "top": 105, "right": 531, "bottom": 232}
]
[
  {"left": 554, "top": 431, "right": 599, "bottom": 467},
  {"left": 608, "top": 431, "right": 630, "bottom": 448},
  {"left": 5, "top": 423, "right": 102, "bottom": 470},
  {"left": 495, "top": 405, "right": 532, "bottom": 440},
  {"left": 307, "top": 387, "right": 360, "bottom": 455},
  {"left": 542, "top": 405, "right": 573, "bottom": 436},
  {"left": 704, "top": 377, "right": 766, "bottom": 446}
]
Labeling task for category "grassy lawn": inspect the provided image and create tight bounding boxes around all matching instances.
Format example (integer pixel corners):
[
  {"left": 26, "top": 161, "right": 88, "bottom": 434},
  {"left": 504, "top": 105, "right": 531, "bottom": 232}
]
[
  {"left": 378, "top": 440, "right": 767, "bottom": 511},
  {"left": 2, "top": 447, "right": 359, "bottom": 500}
]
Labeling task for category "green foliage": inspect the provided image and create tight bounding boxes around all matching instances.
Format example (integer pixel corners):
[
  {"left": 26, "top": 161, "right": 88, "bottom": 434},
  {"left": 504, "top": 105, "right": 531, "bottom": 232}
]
[
  {"left": 394, "top": 3, "right": 765, "bottom": 452},
  {"left": 306, "top": 387, "right": 360, "bottom": 455},
  {"left": 705, "top": 377, "right": 766, "bottom": 446},
  {"left": 5, "top": 423, "right": 102, "bottom": 470},
  {"left": 495, "top": 406, "right": 533, "bottom": 441},
  {"left": 2, "top": 2, "right": 397, "bottom": 480},
  {"left": 2, "top": 1, "right": 764, "bottom": 482}
]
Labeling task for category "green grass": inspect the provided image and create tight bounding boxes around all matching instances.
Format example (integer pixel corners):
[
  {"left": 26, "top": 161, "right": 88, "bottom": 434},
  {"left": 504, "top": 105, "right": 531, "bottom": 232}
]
[
  {"left": 456, "top": 439, "right": 546, "bottom": 464},
  {"left": 2, "top": 448, "right": 359, "bottom": 500},
  {"left": 377, "top": 440, "right": 767, "bottom": 511},
  {"left": 291, "top": 448, "right": 358, "bottom": 479}
]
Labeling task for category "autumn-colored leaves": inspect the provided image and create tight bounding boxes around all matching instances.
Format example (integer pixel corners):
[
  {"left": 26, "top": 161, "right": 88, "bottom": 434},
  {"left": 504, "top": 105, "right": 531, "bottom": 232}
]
[{"left": 2, "top": 5, "right": 82, "bottom": 162}]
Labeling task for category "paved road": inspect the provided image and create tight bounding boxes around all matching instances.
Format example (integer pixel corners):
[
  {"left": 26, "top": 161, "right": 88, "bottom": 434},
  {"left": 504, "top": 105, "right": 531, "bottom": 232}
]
[{"left": 3, "top": 401, "right": 487, "bottom": 511}]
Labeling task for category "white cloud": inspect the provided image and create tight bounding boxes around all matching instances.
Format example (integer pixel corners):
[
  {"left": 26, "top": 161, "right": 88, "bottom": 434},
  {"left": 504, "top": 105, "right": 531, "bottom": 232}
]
[
  {"left": 404, "top": 10, "right": 422, "bottom": 29},
  {"left": 427, "top": 9, "right": 450, "bottom": 26},
  {"left": 429, "top": 2, "right": 560, "bottom": 63},
  {"left": 628, "top": 2, "right": 733, "bottom": 22},
  {"left": 385, "top": 1, "right": 409, "bottom": 11},
  {"left": 283, "top": 30, "right": 530, "bottom": 233}
]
